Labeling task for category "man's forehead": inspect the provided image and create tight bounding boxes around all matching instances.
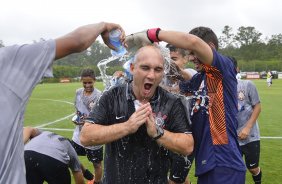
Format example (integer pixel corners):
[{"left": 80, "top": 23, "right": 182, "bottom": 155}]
[
  {"left": 138, "top": 46, "right": 162, "bottom": 56},
  {"left": 136, "top": 47, "right": 164, "bottom": 63},
  {"left": 137, "top": 58, "right": 164, "bottom": 68}
]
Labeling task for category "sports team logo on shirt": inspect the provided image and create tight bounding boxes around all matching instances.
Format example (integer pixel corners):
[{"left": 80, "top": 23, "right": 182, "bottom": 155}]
[
  {"left": 88, "top": 101, "right": 95, "bottom": 110},
  {"left": 198, "top": 80, "right": 205, "bottom": 91},
  {"left": 238, "top": 90, "right": 245, "bottom": 101},
  {"left": 191, "top": 93, "right": 210, "bottom": 116},
  {"left": 152, "top": 112, "right": 167, "bottom": 128},
  {"left": 238, "top": 90, "right": 246, "bottom": 112},
  {"left": 190, "top": 80, "right": 210, "bottom": 116}
]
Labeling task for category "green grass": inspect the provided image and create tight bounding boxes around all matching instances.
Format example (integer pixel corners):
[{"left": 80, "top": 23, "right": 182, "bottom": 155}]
[{"left": 24, "top": 80, "right": 282, "bottom": 184}]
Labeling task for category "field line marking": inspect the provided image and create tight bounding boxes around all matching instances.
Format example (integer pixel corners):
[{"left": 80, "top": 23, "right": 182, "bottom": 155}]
[
  {"left": 29, "top": 98, "right": 74, "bottom": 128},
  {"left": 30, "top": 99, "right": 282, "bottom": 139},
  {"left": 35, "top": 113, "right": 75, "bottom": 128},
  {"left": 39, "top": 127, "right": 74, "bottom": 132},
  {"left": 36, "top": 126, "right": 282, "bottom": 139},
  {"left": 30, "top": 98, "right": 74, "bottom": 105},
  {"left": 261, "top": 136, "right": 282, "bottom": 139}
]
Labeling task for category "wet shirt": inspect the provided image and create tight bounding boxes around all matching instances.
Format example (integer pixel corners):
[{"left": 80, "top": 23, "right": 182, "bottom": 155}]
[
  {"left": 0, "top": 40, "right": 55, "bottom": 184},
  {"left": 237, "top": 80, "right": 260, "bottom": 146},
  {"left": 187, "top": 50, "right": 246, "bottom": 176},
  {"left": 25, "top": 131, "right": 81, "bottom": 172},
  {"left": 87, "top": 82, "right": 191, "bottom": 184},
  {"left": 72, "top": 88, "right": 102, "bottom": 150},
  {"left": 178, "top": 69, "right": 196, "bottom": 95}
]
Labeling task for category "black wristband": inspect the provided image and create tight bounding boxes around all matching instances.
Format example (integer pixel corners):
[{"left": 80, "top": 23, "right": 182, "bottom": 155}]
[
  {"left": 152, "top": 127, "right": 164, "bottom": 140},
  {"left": 156, "top": 28, "right": 161, "bottom": 41},
  {"left": 83, "top": 169, "right": 94, "bottom": 180},
  {"left": 153, "top": 132, "right": 163, "bottom": 140}
]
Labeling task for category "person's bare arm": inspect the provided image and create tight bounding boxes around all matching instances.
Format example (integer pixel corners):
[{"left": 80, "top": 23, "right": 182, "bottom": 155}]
[
  {"left": 170, "top": 61, "right": 193, "bottom": 81},
  {"left": 180, "top": 68, "right": 192, "bottom": 81},
  {"left": 158, "top": 30, "right": 213, "bottom": 66},
  {"left": 159, "top": 131, "right": 193, "bottom": 156},
  {"left": 80, "top": 123, "right": 131, "bottom": 146},
  {"left": 55, "top": 22, "right": 125, "bottom": 60},
  {"left": 72, "top": 171, "right": 85, "bottom": 184},
  {"left": 80, "top": 103, "right": 151, "bottom": 146},
  {"left": 238, "top": 103, "right": 261, "bottom": 140},
  {"left": 23, "top": 127, "right": 40, "bottom": 144}
]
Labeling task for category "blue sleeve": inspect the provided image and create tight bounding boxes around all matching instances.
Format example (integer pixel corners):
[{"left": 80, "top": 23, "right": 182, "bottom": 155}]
[
  {"left": 211, "top": 49, "right": 237, "bottom": 79},
  {"left": 210, "top": 50, "right": 238, "bottom": 128},
  {"left": 179, "top": 72, "right": 204, "bottom": 94}
]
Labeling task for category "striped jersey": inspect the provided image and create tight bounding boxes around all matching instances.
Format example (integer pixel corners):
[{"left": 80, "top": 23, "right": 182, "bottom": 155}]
[{"left": 188, "top": 50, "right": 246, "bottom": 176}]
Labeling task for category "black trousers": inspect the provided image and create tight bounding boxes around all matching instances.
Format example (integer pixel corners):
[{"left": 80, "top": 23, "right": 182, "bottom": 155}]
[{"left": 24, "top": 150, "right": 71, "bottom": 184}]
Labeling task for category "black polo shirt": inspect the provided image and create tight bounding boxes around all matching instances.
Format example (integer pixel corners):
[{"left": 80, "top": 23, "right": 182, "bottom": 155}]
[{"left": 88, "top": 82, "right": 191, "bottom": 184}]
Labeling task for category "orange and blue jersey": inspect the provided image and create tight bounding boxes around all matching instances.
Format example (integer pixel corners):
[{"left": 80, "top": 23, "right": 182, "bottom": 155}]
[{"left": 188, "top": 50, "right": 246, "bottom": 176}]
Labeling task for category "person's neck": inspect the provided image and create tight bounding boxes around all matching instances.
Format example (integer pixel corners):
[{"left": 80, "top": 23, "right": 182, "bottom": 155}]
[
  {"left": 132, "top": 86, "right": 150, "bottom": 104},
  {"left": 84, "top": 89, "right": 93, "bottom": 96},
  {"left": 138, "top": 97, "right": 150, "bottom": 104}
]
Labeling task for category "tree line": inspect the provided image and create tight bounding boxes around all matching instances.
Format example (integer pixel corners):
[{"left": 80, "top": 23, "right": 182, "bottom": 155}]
[
  {"left": 1, "top": 25, "right": 282, "bottom": 79},
  {"left": 218, "top": 25, "right": 282, "bottom": 71}
]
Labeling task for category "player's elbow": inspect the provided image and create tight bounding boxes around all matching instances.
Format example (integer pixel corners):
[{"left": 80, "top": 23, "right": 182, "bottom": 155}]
[
  {"left": 185, "top": 144, "right": 194, "bottom": 156},
  {"left": 80, "top": 124, "right": 101, "bottom": 147},
  {"left": 80, "top": 132, "right": 98, "bottom": 147},
  {"left": 80, "top": 126, "right": 93, "bottom": 147},
  {"left": 255, "top": 103, "right": 262, "bottom": 114},
  {"left": 80, "top": 135, "right": 101, "bottom": 147},
  {"left": 258, "top": 103, "right": 262, "bottom": 113},
  {"left": 80, "top": 133, "right": 91, "bottom": 147},
  {"left": 182, "top": 143, "right": 194, "bottom": 156},
  {"left": 183, "top": 34, "right": 199, "bottom": 50},
  {"left": 176, "top": 134, "right": 194, "bottom": 156}
]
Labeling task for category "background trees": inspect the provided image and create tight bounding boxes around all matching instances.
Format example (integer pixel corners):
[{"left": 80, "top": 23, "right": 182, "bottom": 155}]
[
  {"left": 219, "top": 25, "right": 282, "bottom": 71},
  {"left": 1, "top": 25, "right": 282, "bottom": 77}
]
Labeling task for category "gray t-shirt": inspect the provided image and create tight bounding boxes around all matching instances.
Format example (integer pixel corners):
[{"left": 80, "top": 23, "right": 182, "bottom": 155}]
[
  {"left": 237, "top": 80, "right": 261, "bottom": 146},
  {"left": 72, "top": 88, "right": 102, "bottom": 150},
  {"left": 0, "top": 40, "right": 55, "bottom": 184},
  {"left": 25, "top": 131, "right": 81, "bottom": 172}
]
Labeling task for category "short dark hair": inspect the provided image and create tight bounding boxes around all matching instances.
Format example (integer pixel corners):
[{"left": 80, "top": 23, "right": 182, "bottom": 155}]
[
  {"left": 81, "top": 68, "right": 96, "bottom": 80},
  {"left": 166, "top": 43, "right": 188, "bottom": 57},
  {"left": 189, "top": 27, "right": 218, "bottom": 50}
]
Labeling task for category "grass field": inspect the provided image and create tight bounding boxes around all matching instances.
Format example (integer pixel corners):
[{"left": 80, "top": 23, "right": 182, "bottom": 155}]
[{"left": 24, "top": 79, "right": 282, "bottom": 184}]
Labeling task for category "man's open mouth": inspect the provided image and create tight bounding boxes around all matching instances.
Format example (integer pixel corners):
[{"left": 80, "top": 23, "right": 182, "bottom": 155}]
[{"left": 144, "top": 83, "right": 153, "bottom": 94}]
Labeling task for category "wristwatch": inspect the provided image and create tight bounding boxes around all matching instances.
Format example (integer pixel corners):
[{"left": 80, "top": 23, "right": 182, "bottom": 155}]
[{"left": 153, "top": 124, "right": 164, "bottom": 140}]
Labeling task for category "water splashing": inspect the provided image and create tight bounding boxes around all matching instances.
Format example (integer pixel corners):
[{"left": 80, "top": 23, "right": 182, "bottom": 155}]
[
  {"left": 97, "top": 55, "right": 129, "bottom": 89},
  {"left": 97, "top": 44, "right": 184, "bottom": 92}
]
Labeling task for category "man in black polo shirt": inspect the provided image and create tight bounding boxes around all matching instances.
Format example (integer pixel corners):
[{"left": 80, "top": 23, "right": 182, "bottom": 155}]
[{"left": 80, "top": 45, "right": 194, "bottom": 184}]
